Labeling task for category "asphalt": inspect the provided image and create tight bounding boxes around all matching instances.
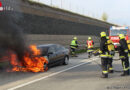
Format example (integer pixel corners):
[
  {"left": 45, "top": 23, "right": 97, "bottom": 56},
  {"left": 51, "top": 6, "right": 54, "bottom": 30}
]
[{"left": 0, "top": 53, "right": 130, "bottom": 90}]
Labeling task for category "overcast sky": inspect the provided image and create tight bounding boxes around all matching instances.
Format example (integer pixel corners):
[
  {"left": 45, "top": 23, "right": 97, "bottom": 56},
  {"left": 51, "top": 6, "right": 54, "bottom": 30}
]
[{"left": 34, "top": 0, "right": 130, "bottom": 26}]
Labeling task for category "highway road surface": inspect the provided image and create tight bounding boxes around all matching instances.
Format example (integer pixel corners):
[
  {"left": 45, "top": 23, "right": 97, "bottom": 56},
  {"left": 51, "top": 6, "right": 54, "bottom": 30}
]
[{"left": 0, "top": 53, "right": 130, "bottom": 90}]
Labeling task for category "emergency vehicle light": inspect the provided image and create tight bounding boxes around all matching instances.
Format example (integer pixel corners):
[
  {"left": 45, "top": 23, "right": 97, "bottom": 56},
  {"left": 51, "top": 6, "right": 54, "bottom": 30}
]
[
  {"left": 110, "top": 26, "right": 128, "bottom": 30},
  {"left": 0, "top": 1, "right": 2, "bottom": 7},
  {"left": 0, "top": 1, "right": 3, "bottom": 11}
]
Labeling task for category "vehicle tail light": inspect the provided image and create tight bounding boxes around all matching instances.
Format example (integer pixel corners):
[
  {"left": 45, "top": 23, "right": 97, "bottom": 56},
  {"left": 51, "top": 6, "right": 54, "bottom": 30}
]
[{"left": 0, "top": 1, "right": 3, "bottom": 11}]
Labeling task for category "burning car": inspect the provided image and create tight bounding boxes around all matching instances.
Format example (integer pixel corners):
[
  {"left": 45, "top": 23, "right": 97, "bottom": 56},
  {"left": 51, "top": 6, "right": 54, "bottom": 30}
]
[
  {"left": 37, "top": 44, "right": 70, "bottom": 66},
  {"left": 0, "top": 44, "right": 70, "bottom": 72},
  {"left": 0, "top": 45, "right": 48, "bottom": 72}
]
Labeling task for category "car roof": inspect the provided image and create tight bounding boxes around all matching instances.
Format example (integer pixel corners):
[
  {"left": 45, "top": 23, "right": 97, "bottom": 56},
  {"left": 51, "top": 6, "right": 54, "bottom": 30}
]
[{"left": 37, "top": 44, "right": 59, "bottom": 48}]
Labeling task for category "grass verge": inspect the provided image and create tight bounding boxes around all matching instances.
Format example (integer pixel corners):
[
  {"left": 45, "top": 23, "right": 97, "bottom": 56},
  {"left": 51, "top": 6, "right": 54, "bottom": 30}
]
[{"left": 75, "top": 47, "right": 99, "bottom": 54}]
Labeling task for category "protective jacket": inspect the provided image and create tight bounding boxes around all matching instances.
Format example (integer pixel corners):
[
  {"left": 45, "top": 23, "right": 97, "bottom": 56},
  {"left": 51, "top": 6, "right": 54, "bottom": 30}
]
[
  {"left": 70, "top": 40, "right": 78, "bottom": 48},
  {"left": 127, "top": 40, "right": 130, "bottom": 50},
  {"left": 119, "top": 38, "right": 129, "bottom": 75},
  {"left": 107, "top": 40, "right": 115, "bottom": 51},
  {"left": 119, "top": 39, "right": 128, "bottom": 58},
  {"left": 87, "top": 40, "right": 94, "bottom": 49},
  {"left": 100, "top": 37, "right": 108, "bottom": 58}
]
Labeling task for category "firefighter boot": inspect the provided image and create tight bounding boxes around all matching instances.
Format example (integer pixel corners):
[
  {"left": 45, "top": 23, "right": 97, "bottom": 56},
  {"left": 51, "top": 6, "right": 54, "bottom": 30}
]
[
  {"left": 101, "top": 73, "right": 108, "bottom": 78},
  {"left": 109, "top": 70, "right": 114, "bottom": 73},
  {"left": 88, "top": 52, "right": 90, "bottom": 58},
  {"left": 121, "top": 71, "right": 128, "bottom": 76},
  {"left": 108, "top": 67, "right": 114, "bottom": 73},
  {"left": 126, "top": 69, "right": 130, "bottom": 75}
]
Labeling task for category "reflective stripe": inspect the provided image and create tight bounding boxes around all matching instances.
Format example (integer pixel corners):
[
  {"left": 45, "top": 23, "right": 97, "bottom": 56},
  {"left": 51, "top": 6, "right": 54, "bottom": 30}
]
[
  {"left": 122, "top": 61, "right": 129, "bottom": 71},
  {"left": 87, "top": 50, "right": 93, "bottom": 52},
  {"left": 71, "top": 46, "right": 76, "bottom": 48},
  {"left": 108, "top": 55, "right": 113, "bottom": 58},
  {"left": 124, "top": 67, "right": 129, "bottom": 71},
  {"left": 100, "top": 54, "right": 109, "bottom": 57},
  {"left": 99, "top": 50, "right": 102, "bottom": 54},
  {"left": 109, "top": 68, "right": 113, "bottom": 70},
  {"left": 102, "top": 71, "right": 108, "bottom": 74},
  {"left": 120, "top": 56, "right": 125, "bottom": 59},
  {"left": 124, "top": 49, "right": 128, "bottom": 52},
  {"left": 100, "top": 55, "right": 108, "bottom": 57},
  {"left": 88, "top": 45, "right": 93, "bottom": 48}
]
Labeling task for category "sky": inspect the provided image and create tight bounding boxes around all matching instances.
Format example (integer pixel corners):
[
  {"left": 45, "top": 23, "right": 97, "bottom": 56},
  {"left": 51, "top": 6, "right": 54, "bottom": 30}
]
[{"left": 33, "top": 0, "right": 130, "bottom": 26}]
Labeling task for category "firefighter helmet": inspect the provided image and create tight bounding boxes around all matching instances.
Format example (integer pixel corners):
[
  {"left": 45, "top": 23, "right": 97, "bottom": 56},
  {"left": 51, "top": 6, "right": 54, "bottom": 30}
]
[
  {"left": 100, "top": 32, "right": 106, "bottom": 37},
  {"left": 88, "top": 37, "right": 92, "bottom": 40},
  {"left": 119, "top": 34, "right": 125, "bottom": 39},
  {"left": 73, "top": 37, "right": 77, "bottom": 40}
]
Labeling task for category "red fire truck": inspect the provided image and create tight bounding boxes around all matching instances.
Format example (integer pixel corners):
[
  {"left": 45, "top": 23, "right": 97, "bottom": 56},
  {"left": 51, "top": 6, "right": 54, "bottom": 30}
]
[{"left": 109, "top": 26, "right": 130, "bottom": 49}]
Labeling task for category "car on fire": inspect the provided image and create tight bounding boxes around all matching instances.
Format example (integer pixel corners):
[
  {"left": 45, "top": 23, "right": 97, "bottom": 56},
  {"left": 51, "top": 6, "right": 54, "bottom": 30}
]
[{"left": 37, "top": 44, "right": 70, "bottom": 67}]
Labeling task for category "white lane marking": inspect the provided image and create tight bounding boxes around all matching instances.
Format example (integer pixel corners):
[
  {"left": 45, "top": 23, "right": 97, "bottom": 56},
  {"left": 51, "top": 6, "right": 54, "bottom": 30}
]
[{"left": 8, "top": 57, "right": 99, "bottom": 90}]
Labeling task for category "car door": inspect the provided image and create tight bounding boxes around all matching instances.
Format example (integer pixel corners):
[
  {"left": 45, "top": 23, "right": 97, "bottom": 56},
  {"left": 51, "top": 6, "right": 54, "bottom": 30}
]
[
  {"left": 47, "top": 46, "right": 57, "bottom": 64},
  {"left": 55, "top": 45, "right": 65, "bottom": 61}
]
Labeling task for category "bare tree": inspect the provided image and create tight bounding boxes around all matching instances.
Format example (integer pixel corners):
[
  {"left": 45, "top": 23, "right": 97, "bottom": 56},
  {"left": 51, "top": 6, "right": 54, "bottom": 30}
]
[{"left": 101, "top": 12, "right": 108, "bottom": 21}]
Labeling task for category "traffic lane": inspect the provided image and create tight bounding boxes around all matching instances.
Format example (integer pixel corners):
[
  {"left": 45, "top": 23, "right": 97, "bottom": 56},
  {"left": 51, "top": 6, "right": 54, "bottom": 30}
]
[
  {"left": 0, "top": 53, "right": 88, "bottom": 85},
  {"left": 7, "top": 58, "right": 98, "bottom": 90},
  {"left": 13, "top": 58, "right": 100, "bottom": 90},
  {"left": 15, "top": 59, "right": 130, "bottom": 90},
  {"left": 0, "top": 53, "right": 90, "bottom": 89}
]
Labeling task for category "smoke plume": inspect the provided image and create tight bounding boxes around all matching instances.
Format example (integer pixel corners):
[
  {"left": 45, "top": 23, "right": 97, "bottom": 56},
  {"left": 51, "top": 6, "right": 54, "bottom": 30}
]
[{"left": 0, "top": 0, "right": 27, "bottom": 61}]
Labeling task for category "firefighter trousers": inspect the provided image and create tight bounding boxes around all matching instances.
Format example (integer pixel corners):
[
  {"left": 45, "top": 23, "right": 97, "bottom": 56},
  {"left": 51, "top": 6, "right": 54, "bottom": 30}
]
[
  {"left": 71, "top": 47, "right": 76, "bottom": 56},
  {"left": 108, "top": 58, "right": 113, "bottom": 71},
  {"left": 101, "top": 58, "right": 109, "bottom": 75},
  {"left": 121, "top": 56, "right": 129, "bottom": 72}
]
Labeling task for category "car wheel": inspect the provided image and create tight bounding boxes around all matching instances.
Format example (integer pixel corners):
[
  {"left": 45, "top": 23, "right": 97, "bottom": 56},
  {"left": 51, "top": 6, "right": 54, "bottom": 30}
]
[
  {"left": 44, "top": 63, "right": 48, "bottom": 71},
  {"left": 63, "top": 56, "right": 69, "bottom": 65}
]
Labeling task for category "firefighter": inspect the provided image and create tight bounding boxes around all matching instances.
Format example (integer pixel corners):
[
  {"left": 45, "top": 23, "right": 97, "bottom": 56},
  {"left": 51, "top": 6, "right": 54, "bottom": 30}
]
[
  {"left": 118, "top": 34, "right": 129, "bottom": 76},
  {"left": 87, "top": 37, "right": 94, "bottom": 58},
  {"left": 99, "top": 32, "right": 109, "bottom": 78},
  {"left": 106, "top": 36, "right": 115, "bottom": 73},
  {"left": 70, "top": 37, "right": 78, "bottom": 57}
]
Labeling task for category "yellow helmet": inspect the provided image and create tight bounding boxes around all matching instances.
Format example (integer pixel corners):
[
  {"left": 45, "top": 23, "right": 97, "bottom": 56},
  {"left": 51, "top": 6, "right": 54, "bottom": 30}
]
[
  {"left": 106, "top": 36, "right": 109, "bottom": 39},
  {"left": 100, "top": 32, "right": 106, "bottom": 37},
  {"left": 119, "top": 34, "right": 125, "bottom": 39},
  {"left": 88, "top": 37, "right": 92, "bottom": 40},
  {"left": 73, "top": 37, "right": 77, "bottom": 40}
]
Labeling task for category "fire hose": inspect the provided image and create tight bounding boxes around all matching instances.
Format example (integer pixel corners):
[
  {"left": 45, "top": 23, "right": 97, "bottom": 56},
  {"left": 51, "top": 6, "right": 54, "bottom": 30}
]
[
  {"left": 89, "top": 56, "right": 123, "bottom": 73},
  {"left": 72, "top": 49, "right": 123, "bottom": 72}
]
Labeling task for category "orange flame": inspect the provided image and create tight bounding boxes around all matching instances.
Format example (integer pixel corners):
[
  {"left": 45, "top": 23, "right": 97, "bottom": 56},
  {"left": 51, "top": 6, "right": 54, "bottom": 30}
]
[{"left": 7, "top": 45, "right": 48, "bottom": 72}]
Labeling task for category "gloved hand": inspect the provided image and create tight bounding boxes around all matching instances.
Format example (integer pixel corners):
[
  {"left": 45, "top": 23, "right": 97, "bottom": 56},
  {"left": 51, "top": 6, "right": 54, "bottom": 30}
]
[{"left": 98, "top": 50, "right": 102, "bottom": 54}]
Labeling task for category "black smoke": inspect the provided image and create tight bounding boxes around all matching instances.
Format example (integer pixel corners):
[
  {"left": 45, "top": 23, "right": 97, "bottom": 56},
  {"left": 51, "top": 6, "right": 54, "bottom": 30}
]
[{"left": 0, "top": 0, "right": 27, "bottom": 62}]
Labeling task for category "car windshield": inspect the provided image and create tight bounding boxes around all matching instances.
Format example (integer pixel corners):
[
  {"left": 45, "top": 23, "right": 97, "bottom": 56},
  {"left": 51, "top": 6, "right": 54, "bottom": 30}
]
[
  {"left": 37, "top": 46, "right": 49, "bottom": 55},
  {"left": 110, "top": 30, "right": 127, "bottom": 36}
]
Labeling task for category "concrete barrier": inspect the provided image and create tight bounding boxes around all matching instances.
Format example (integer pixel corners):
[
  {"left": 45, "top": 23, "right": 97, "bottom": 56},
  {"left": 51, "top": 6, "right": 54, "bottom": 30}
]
[
  {"left": 0, "top": 0, "right": 112, "bottom": 48},
  {"left": 26, "top": 34, "right": 100, "bottom": 48}
]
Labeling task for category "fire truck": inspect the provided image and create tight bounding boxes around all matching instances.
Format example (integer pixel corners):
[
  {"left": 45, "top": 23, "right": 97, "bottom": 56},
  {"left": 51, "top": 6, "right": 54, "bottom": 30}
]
[{"left": 109, "top": 26, "right": 130, "bottom": 49}]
